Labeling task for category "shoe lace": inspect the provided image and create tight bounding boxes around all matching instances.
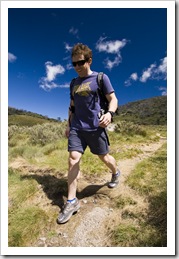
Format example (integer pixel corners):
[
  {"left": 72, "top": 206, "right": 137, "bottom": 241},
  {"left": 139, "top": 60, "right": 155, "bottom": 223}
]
[{"left": 63, "top": 202, "right": 72, "bottom": 213}]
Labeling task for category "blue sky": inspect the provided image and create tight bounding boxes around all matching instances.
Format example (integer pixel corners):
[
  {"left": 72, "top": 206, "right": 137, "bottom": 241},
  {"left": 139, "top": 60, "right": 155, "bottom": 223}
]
[{"left": 8, "top": 5, "right": 168, "bottom": 120}]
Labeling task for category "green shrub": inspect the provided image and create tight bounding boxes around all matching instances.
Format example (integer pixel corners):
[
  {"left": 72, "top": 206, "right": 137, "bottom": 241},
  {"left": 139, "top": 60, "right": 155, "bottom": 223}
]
[
  {"left": 115, "top": 121, "right": 147, "bottom": 137},
  {"left": 29, "top": 123, "right": 65, "bottom": 146}
]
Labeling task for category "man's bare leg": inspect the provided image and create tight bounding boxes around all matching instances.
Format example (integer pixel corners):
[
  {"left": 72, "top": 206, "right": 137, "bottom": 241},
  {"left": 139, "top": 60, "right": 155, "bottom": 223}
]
[
  {"left": 67, "top": 151, "right": 82, "bottom": 200},
  {"left": 98, "top": 153, "right": 117, "bottom": 174}
]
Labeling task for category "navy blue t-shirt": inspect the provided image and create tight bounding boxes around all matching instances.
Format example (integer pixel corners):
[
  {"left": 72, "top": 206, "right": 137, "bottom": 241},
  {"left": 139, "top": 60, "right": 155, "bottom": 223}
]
[{"left": 70, "top": 71, "right": 114, "bottom": 131}]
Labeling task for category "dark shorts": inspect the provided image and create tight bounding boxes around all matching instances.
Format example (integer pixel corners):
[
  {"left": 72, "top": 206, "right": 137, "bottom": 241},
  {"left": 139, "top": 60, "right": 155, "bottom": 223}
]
[{"left": 68, "top": 128, "right": 110, "bottom": 155}]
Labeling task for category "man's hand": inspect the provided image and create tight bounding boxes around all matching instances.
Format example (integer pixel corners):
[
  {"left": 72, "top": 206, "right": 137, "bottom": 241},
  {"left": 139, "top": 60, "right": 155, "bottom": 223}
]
[
  {"left": 65, "top": 127, "right": 70, "bottom": 138},
  {"left": 99, "top": 112, "right": 112, "bottom": 128}
]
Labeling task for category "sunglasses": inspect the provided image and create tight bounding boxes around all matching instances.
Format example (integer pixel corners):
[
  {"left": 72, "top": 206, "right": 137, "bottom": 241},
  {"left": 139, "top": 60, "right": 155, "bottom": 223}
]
[{"left": 72, "top": 59, "right": 87, "bottom": 67}]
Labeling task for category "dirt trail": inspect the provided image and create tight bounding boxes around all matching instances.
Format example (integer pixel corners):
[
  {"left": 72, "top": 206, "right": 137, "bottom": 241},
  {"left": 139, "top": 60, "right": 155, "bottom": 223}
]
[{"left": 9, "top": 138, "right": 166, "bottom": 247}]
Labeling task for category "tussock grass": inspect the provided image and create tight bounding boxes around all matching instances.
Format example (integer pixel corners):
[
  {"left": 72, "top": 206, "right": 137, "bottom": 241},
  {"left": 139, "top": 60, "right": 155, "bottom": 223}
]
[
  {"left": 8, "top": 168, "right": 49, "bottom": 246},
  {"left": 115, "top": 195, "right": 137, "bottom": 209},
  {"left": 111, "top": 147, "right": 143, "bottom": 160},
  {"left": 8, "top": 168, "right": 37, "bottom": 208},
  {"left": 111, "top": 223, "right": 165, "bottom": 247},
  {"left": 127, "top": 143, "right": 167, "bottom": 196},
  {"left": 80, "top": 147, "right": 107, "bottom": 176},
  {"left": 8, "top": 122, "right": 167, "bottom": 247},
  {"left": 8, "top": 206, "right": 49, "bottom": 247},
  {"left": 110, "top": 143, "right": 167, "bottom": 247}
]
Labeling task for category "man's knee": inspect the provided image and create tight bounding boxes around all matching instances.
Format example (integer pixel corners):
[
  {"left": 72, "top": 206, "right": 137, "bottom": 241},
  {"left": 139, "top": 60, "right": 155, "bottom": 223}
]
[
  {"left": 99, "top": 153, "right": 116, "bottom": 164},
  {"left": 69, "top": 151, "right": 82, "bottom": 167},
  {"left": 98, "top": 153, "right": 109, "bottom": 163}
]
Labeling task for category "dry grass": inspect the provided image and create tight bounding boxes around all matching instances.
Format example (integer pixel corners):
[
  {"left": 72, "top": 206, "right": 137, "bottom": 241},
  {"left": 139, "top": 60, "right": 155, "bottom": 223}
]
[
  {"left": 8, "top": 123, "right": 167, "bottom": 247},
  {"left": 109, "top": 143, "right": 167, "bottom": 247}
]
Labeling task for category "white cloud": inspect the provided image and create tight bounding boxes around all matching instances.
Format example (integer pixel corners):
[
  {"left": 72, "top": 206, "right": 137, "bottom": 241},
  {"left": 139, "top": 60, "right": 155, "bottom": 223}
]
[
  {"left": 158, "top": 86, "right": 167, "bottom": 96},
  {"left": 131, "top": 73, "right": 138, "bottom": 81},
  {"left": 158, "top": 57, "right": 167, "bottom": 74},
  {"left": 140, "top": 64, "right": 157, "bottom": 83},
  {"left": 155, "top": 57, "right": 167, "bottom": 80},
  {"left": 96, "top": 37, "right": 127, "bottom": 54},
  {"left": 39, "top": 61, "right": 66, "bottom": 91},
  {"left": 45, "top": 61, "right": 65, "bottom": 81},
  {"left": 139, "top": 57, "right": 167, "bottom": 82},
  {"left": 69, "top": 27, "right": 79, "bottom": 36},
  {"left": 124, "top": 56, "right": 167, "bottom": 96},
  {"left": 39, "top": 78, "right": 69, "bottom": 91},
  {"left": 105, "top": 56, "right": 121, "bottom": 70},
  {"left": 8, "top": 52, "right": 17, "bottom": 63},
  {"left": 124, "top": 55, "right": 168, "bottom": 99},
  {"left": 95, "top": 37, "right": 127, "bottom": 70},
  {"left": 124, "top": 72, "right": 138, "bottom": 86},
  {"left": 39, "top": 79, "right": 58, "bottom": 91},
  {"left": 66, "top": 63, "right": 73, "bottom": 70},
  {"left": 69, "top": 27, "right": 79, "bottom": 39},
  {"left": 124, "top": 79, "right": 131, "bottom": 87},
  {"left": 125, "top": 55, "right": 167, "bottom": 86},
  {"left": 64, "top": 42, "right": 73, "bottom": 52}
]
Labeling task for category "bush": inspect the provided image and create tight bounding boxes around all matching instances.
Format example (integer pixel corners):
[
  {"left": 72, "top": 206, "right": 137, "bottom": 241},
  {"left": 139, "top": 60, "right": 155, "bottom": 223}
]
[
  {"left": 8, "top": 123, "right": 66, "bottom": 146},
  {"left": 114, "top": 121, "right": 147, "bottom": 137},
  {"left": 29, "top": 123, "right": 65, "bottom": 146},
  {"left": 8, "top": 126, "right": 30, "bottom": 147}
]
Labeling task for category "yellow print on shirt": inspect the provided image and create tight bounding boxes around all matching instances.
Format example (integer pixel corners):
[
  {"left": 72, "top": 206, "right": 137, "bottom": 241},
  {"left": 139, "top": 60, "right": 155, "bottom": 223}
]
[{"left": 73, "top": 82, "right": 91, "bottom": 97}]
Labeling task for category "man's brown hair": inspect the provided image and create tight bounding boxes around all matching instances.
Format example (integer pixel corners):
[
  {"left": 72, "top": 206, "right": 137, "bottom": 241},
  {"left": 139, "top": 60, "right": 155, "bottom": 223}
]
[{"left": 71, "top": 43, "right": 92, "bottom": 60}]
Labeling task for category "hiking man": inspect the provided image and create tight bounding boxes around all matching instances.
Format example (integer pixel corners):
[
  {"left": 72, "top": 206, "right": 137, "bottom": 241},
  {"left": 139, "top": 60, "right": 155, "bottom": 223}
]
[{"left": 57, "top": 43, "right": 121, "bottom": 224}]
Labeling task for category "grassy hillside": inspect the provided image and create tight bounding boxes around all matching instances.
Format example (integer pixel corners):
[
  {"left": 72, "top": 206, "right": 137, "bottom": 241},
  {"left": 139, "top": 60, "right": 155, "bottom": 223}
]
[
  {"left": 9, "top": 96, "right": 167, "bottom": 127},
  {"left": 8, "top": 107, "right": 60, "bottom": 126},
  {"left": 116, "top": 96, "right": 167, "bottom": 125}
]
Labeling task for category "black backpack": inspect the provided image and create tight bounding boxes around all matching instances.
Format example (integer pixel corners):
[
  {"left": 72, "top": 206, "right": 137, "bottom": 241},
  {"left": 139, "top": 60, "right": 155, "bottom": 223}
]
[
  {"left": 96, "top": 72, "right": 118, "bottom": 117},
  {"left": 96, "top": 72, "right": 109, "bottom": 114}
]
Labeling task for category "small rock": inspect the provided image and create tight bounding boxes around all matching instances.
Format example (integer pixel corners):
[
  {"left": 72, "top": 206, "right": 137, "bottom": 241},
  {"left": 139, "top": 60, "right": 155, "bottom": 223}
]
[
  {"left": 39, "top": 237, "right": 46, "bottom": 242},
  {"left": 58, "top": 232, "right": 68, "bottom": 238},
  {"left": 38, "top": 241, "right": 45, "bottom": 247},
  {"left": 63, "top": 233, "right": 68, "bottom": 238}
]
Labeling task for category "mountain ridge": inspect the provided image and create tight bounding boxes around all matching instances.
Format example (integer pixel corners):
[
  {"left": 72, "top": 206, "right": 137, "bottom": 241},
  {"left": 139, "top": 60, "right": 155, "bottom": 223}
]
[
  {"left": 8, "top": 95, "right": 167, "bottom": 126},
  {"left": 116, "top": 95, "right": 167, "bottom": 125}
]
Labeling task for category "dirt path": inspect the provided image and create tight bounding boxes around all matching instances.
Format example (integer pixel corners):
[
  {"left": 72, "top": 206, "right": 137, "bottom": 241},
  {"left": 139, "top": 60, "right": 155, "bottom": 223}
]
[{"left": 9, "top": 138, "right": 166, "bottom": 247}]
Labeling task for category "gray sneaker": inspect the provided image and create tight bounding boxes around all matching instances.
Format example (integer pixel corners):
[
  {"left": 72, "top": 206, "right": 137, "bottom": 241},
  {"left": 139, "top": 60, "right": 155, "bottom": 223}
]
[
  {"left": 57, "top": 198, "right": 80, "bottom": 224},
  {"left": 108, "top": 171, "right": 120, "bottom": 188}
]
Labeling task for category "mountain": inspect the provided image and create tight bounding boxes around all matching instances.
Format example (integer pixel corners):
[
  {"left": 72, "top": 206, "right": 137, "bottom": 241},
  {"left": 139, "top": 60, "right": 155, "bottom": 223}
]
[
  {"left": 116, "top": 96, "right": 167, "bottom": 125},
  {"left": 8, "top": 95, "right": 167, "bottom": 127},
  {"left": 8, "top": 107, "right": 60, "bottom": 126}
]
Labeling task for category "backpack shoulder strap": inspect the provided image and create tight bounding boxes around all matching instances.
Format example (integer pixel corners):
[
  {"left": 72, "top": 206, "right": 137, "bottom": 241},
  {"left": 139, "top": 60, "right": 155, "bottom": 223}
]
[
  {"left": 96, "top": 72, "right": 109, "bottom": 112},
  {"left": 70, "top": 78, "right": 76, "bottom": 99},
  {"left": 97, "top": 72, "right": 104, "bottom": 90}
]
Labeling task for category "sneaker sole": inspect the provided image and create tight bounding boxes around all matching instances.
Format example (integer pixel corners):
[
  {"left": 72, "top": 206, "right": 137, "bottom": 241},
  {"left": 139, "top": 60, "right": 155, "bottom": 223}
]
[
  {"left": 108, "top": 182, "right": 119, "bottom": 188},
  {"left": 57, "top": 205, "right": 80, "bottom": 224}
]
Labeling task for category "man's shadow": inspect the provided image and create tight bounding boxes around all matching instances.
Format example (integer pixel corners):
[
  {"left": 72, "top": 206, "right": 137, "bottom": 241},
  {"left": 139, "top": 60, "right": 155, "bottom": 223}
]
[
  {"left": 21, "top": 173, "right": 67, "bottom": 209},
  {"left": 21, "top": 172, "right": 107, "bottom": 210},
  {"left": 77, "top": 183, "right": 107, "bottom": 200}
]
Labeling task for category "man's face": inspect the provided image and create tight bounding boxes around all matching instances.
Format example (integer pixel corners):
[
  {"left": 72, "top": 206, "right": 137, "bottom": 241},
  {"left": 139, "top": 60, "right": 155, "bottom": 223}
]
[{"left": 72, "top": 54, "right": 91, "bottom": 77}]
